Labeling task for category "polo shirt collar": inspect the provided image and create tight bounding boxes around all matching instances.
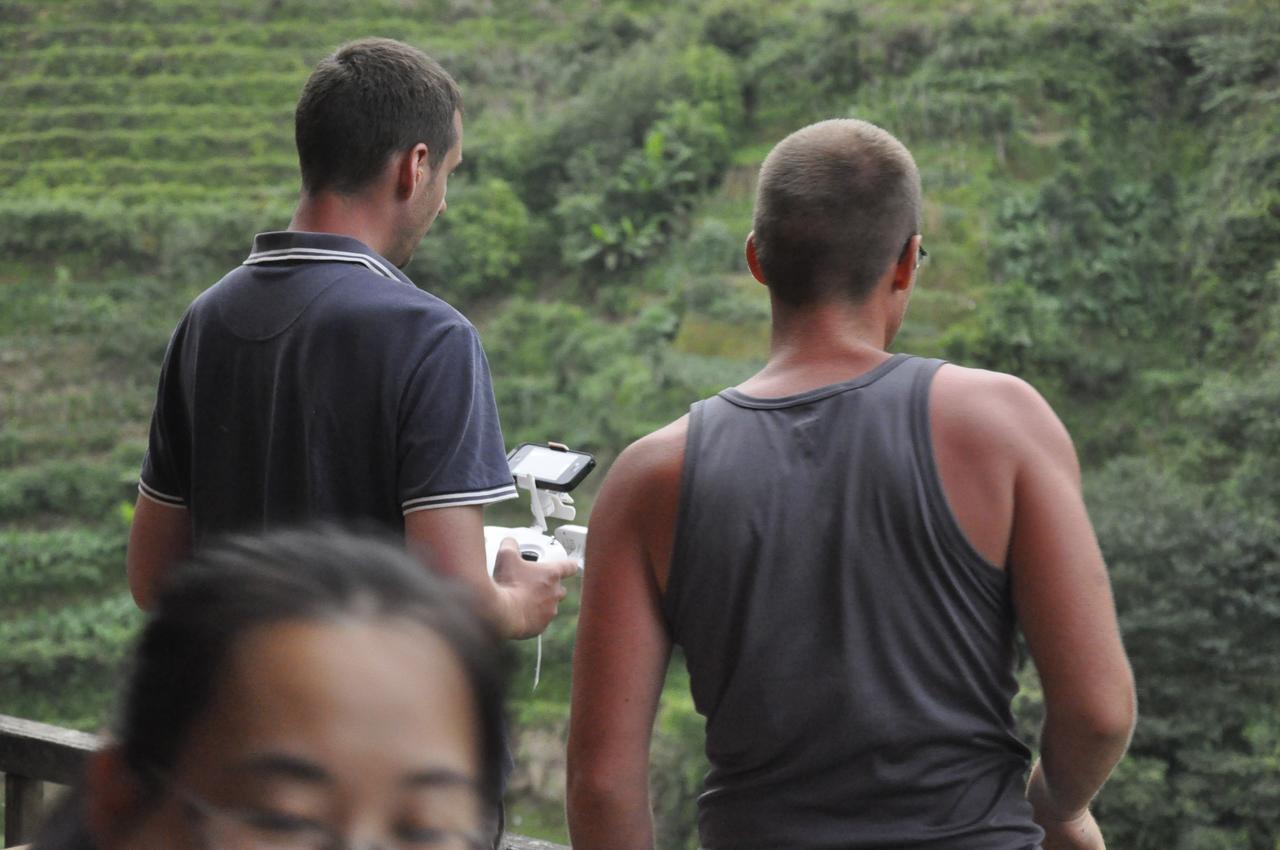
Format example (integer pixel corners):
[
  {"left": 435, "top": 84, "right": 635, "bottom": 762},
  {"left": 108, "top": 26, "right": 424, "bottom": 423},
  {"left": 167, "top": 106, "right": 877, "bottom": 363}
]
[{"left": 244, "top": 231, "right": 414, "bottom": 286}]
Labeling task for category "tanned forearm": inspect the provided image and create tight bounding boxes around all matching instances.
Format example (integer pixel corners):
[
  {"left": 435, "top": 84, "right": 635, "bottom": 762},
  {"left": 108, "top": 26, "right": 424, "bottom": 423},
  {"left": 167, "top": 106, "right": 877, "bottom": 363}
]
[
  {"left": 1028, "top": 702, "right": 1135, "bottom": 819},
  {"left": 565, "top": 775, "right": 655, "bottom": 850}
]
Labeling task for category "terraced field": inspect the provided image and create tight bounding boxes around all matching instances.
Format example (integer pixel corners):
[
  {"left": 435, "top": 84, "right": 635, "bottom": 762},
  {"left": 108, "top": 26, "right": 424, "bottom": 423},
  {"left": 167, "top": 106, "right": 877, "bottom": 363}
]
[{"left": 1, "top": 1, "right": 577, "bottom": 255}]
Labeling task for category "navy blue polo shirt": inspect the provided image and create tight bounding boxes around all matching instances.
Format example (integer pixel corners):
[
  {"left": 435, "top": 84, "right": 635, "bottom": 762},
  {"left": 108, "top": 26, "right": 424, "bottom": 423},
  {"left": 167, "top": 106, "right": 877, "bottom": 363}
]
[{"left": 138, "top": 231, "right": 517, "bottom": 543}]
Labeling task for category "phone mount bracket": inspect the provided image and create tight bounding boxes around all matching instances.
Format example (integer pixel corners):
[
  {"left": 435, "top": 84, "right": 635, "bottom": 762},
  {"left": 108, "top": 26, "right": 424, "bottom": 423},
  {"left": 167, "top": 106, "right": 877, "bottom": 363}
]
[{"left": 517, "top": 472, "right": 577, "bottom": 531}]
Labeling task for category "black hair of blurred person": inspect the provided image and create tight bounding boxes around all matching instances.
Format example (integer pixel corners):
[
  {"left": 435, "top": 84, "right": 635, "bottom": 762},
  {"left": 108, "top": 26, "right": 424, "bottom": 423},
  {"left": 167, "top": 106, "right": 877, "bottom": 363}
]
[
  {"left": 29, "top": 525, "right": 510, "bottom": 850},
  {"left": 295, "top": 37, "right": 463, "bottom": 195}
]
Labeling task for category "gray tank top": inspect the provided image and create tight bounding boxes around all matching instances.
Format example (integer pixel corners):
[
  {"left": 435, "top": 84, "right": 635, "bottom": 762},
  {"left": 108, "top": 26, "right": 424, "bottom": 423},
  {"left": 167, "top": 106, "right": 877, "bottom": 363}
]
[{"left": 664, "top": 354, "right": 1043, "bottom": 849}]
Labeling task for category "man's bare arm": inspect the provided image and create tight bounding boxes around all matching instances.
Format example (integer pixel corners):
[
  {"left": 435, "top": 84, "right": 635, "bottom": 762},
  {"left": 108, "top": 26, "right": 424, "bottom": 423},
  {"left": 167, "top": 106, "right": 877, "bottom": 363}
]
[
  {"left": 126, "top": 494, "right": 192, "bottom": 609},
  {"left": 990, "top": 376, "right": 1136, "bottom": 839},
  {"left": 404, "top": 504, "right": 574, "bottom": 640},
  {"left": 566, "top": 428, "right": 680, "bottom": 850}
]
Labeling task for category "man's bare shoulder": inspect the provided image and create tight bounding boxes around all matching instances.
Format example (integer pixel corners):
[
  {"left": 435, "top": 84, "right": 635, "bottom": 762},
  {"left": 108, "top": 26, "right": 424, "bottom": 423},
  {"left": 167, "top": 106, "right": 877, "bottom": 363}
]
[
  {"left": 588, "top": 416, "right": 689, "bottom": 585},
  {"left": 606, "top": 415, "right": 689, "bottom": 496},
  {"left": 933, "top": 363, "right": 1043, "bottom": 409},
  {"left": 932, "top": 363, "right": 1077, "bottom": 471}
]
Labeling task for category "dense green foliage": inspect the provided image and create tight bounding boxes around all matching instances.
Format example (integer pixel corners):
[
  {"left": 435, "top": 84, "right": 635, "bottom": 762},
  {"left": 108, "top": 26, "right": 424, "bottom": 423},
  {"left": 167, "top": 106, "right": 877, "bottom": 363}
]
[{"left": 2, "top": 0, "right": 1277, "bottom": 846}]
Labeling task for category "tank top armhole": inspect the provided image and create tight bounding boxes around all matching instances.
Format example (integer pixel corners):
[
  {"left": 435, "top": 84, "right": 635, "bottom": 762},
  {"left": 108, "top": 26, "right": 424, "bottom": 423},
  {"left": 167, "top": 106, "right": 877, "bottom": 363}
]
[
  {"left": 908, "top": 359, "right": 1009, "bottom": 588},
  {"left": 660, "top": 399, "right": 705, "bottom": 631}
]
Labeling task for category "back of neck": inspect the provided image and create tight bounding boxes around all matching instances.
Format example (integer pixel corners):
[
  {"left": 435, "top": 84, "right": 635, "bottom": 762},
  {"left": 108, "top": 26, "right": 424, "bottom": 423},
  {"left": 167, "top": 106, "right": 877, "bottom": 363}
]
[
  {"left": 738, "top": 302, "right": 894, "bottom": 397},
  {"left": 289, "top": 193, "right": 389, "bottom": 256}
]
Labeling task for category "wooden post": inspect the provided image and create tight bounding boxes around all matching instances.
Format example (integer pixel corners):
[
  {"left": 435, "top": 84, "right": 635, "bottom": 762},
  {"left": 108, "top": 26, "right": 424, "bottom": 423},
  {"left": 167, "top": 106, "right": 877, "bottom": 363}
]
[{"left": 4, "top": 772, "right": 44, "bottom": 847}]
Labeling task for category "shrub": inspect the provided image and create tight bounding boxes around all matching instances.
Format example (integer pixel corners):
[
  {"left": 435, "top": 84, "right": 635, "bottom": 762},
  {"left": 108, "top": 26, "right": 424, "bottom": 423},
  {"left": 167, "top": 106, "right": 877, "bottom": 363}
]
[
  {"left": 408, "top": 177, "right": 532, "bottom": 305},
  {"left": 1087, "top": 459, "right": 1280, "bottom": 846},
  {"left": 0, "top": 528, "right": 126, "bottom": 606},
  {"left": 554, "top": 100, "right": 733, "bottom": 279},
  {"left": 0, "top": 459, "right": 136, "bottom": 524},
  {"left": 0, "top": 197, "right": 292, "bottom": 273},
  {"left": 0, "top": 593, "right": 142, "bottom": 730}
]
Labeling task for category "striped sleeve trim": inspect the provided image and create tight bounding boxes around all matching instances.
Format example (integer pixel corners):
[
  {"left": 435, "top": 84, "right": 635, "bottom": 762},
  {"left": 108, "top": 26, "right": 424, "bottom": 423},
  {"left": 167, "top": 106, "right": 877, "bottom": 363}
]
[
  {"left": 138, "top": 479, "right": 187, "bottom": 508},
  {"left": 402, "top": 483, "right": 519, "bottom": 515}
]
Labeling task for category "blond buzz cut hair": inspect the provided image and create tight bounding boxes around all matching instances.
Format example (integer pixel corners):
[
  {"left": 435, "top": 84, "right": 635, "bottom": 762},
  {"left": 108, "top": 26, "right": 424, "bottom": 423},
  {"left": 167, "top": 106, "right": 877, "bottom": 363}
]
[{"left": 752, "top": 119, "right": 922, "bottom": 306}]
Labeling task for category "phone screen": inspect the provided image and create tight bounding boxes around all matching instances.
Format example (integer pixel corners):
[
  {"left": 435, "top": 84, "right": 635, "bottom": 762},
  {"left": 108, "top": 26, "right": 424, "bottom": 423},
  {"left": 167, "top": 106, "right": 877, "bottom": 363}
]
[{"left": 510, "top": 447, "right": 577, "bottom": 481}]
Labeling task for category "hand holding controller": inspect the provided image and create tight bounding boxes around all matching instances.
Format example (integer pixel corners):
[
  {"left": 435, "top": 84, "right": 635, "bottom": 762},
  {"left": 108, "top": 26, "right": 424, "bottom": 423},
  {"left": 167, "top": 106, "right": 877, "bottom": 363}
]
[
  {"left": 490, "top": 537, "right": 578, "bottom": 639},
  {"left": 483, "top": 442, "right": 595, "bottom": 685},
  {"left": 484, "top": 522, "right": 588, "bottom": 575}
]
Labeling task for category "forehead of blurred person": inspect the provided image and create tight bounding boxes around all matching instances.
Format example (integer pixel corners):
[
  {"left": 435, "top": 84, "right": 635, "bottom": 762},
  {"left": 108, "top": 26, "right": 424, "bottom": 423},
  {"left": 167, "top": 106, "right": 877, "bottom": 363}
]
[{"left": 144, "top": 616, "right": 486, "bottom": 845}]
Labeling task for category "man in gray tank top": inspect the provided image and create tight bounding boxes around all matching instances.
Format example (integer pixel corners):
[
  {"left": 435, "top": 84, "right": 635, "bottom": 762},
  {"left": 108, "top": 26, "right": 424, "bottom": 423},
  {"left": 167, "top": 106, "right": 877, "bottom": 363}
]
[{"left": 566, "top": 119, "right": 1136, "bottom": 850}]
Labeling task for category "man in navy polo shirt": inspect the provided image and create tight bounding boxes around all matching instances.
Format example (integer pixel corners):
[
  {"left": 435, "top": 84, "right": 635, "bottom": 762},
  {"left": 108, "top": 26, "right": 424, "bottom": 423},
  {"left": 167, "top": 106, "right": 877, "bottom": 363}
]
[{"left": 126, "top": 38, "right": 575, "bottom": 640}]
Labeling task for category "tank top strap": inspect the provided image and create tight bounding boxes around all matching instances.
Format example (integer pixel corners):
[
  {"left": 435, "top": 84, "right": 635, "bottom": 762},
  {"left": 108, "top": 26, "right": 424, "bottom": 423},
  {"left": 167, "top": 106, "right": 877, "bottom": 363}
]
[{"left": 906, "top": 357, "right": 1009, "bottom": 587}]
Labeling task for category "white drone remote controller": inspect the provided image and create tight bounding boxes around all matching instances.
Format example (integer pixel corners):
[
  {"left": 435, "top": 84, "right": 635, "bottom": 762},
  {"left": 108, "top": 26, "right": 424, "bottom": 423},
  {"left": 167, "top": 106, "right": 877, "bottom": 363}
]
[
  {"left": 483, "top": 443, "right": 594, "bottom": 689},
  {"left": 483, "top": 473, "right": 589, "bottom": 575}
]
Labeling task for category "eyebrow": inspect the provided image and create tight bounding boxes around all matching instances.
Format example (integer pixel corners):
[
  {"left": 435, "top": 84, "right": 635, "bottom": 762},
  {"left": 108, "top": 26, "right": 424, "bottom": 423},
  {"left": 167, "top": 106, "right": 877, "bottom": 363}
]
[
  {"left": 228, "top": 753, "right": 478, "bottom": 790},
  {"left": 402, "top": 768, "right": 479, "bottom": 790},
  {"left": 230, "top": 753, "right": 331, "bottom": 784}
]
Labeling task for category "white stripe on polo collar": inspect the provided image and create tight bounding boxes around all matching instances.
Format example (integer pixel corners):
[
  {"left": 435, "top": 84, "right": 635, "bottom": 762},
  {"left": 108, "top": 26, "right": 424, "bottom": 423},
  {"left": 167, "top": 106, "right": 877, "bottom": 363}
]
[{"left": 243, "top": 247, "right": 399, "bottom": 281}]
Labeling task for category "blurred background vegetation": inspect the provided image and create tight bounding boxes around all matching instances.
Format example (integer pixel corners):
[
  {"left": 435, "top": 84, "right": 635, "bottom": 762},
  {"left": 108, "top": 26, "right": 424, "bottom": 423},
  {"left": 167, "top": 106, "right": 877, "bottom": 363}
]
[{"left": 1, "top": 0, "right": 1277, "bottom": 846}]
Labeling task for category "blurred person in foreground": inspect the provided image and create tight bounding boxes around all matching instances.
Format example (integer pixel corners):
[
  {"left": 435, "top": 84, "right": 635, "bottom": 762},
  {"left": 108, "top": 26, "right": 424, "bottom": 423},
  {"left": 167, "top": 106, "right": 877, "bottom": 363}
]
[
  {"left": 566, "top": 119, "right": 1136, "bottom": 849},
  {"left": 125, "top": 37, "right": 574, "bottom": 640},
  {"left": 31, "top": 527, "right": 507, "bottom": 850}
]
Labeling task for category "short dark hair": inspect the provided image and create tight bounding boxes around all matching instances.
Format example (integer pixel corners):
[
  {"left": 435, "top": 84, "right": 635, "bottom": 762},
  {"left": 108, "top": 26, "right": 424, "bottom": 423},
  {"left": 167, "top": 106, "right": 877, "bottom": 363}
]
[
  {"left": 753, "top": 119, "right": 922, "bottom": 306},
  {"left": 295, "top": 38, "right": 463, "bottom": 195}
]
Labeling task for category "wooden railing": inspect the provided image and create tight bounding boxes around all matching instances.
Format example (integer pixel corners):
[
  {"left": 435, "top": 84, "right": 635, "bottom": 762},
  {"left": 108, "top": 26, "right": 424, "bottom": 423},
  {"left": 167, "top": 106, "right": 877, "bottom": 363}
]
[
  {"left": 0, "top": 714, "right": 97, "bottom": 847},
  {"left": 0, "top": 714, "right": 568, "bottom": 849}
]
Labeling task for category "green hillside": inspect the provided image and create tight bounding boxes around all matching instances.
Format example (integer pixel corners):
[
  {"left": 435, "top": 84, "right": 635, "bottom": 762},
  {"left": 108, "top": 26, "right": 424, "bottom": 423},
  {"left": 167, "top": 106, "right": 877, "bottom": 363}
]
[{"left": 3, "top": 0, "right": 1278, "bottom": 845}]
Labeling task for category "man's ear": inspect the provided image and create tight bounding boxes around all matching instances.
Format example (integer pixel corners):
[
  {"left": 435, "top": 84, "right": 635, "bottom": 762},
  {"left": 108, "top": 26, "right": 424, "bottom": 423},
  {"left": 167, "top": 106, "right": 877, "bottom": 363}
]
[
  {"left": 395, "top": 143, "right": 432, "bottom": 198},
  {"left": 84, "top": 747, "right": 148, "bottom": 847},
  {"left": 892, "top": 234, "right": 922, "bottom": 292},
  {"left": 745, "top": 232, "right": 767, "bottom": 286}
]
